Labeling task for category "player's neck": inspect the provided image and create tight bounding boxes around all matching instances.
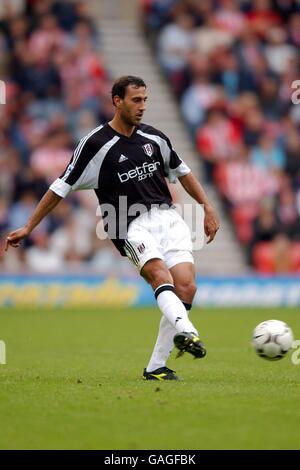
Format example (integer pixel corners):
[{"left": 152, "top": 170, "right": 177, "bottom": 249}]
[{"left": 109, "top": 116, "right": 136, "bottom": 138}]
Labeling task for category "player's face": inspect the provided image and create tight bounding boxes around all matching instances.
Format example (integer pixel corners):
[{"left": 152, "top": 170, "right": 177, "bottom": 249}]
[{"left": 119, "top": 85, "right": 147, "bottom": 126}]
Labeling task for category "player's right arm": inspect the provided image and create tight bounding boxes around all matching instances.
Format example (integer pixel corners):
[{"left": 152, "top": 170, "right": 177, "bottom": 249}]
[
  {"left": 5, "top": 190, "right": 62, "bottom": 251},
  {"left": 5, "top": 126, "right": 103, "bottom": 251}
]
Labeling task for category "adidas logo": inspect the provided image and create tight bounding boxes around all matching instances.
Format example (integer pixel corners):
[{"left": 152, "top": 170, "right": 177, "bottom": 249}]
[{"left": 118, "top": 154, "right": 128, "bottom": 163}]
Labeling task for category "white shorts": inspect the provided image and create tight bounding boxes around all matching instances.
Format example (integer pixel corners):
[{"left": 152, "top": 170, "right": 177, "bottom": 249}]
[{"left": 124, "top": 207, "right": 194, "bottom": 272}]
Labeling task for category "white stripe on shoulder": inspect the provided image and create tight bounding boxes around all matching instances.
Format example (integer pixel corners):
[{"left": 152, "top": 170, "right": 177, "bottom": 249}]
[
  {"left": 73, "top": 124, "right": 104, "bottom": 165},
  {"left": 136, "top": 129, "right": 170, "bottom": 164},
  {"left": 137, "top": 129, "right": 190, "bottom": 183},
  {"left": 71, "top": 135, "right": 120, "bottom": 191}
]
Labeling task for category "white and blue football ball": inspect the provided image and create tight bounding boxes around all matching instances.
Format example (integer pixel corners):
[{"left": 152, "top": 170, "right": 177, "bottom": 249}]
[{"left": 252, "top": 320, "right": 294, "bottom": 361}]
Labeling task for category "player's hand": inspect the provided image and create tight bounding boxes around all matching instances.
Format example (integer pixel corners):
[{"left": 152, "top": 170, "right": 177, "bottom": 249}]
[
  {"left": 5, "top": 226, "right": 30, "bottom": 251},
  {"left": 204, "top": 205, "right": 220, "bottom": 244}
]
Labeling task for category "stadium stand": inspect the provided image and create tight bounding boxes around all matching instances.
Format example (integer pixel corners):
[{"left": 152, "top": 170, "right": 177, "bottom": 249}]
[
  {"left": 140, "top": 0, "right": 300, "bottom": 273},
  {"left": 1, "top": 0, "right": 300, "bottom": 275},
  {"left": 0, "top": 0, "right": 142, "bottom": 275}
]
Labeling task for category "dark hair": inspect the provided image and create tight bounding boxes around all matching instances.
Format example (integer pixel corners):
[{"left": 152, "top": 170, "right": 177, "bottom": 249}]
[{"left": 111, "top": 75, "right": 146, "bottom": 105}]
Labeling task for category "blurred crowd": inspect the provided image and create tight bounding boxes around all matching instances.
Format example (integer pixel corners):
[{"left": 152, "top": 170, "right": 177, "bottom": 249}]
[
  {"left": 0, "top": 0, "right": 138, "bottom": 276},
  {"left": 1, "top": 0, "right": 300, "bottom": 275},
  {"left": 141, "top": 0, "right": 300, "bottom": 273}
]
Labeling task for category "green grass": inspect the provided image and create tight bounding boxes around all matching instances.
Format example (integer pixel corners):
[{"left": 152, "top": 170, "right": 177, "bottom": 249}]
[{"left": 0, "top": 306, "right": 299, "bottom": 450}]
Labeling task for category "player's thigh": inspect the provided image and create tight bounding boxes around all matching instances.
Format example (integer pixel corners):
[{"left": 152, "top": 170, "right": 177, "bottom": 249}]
[
  {"left": 125, "top": 221, "right": 164, "bottom": 274},
  {"left": 163, "top": 209, "right": 193, "bottom": 253},
  {"left": 162, "top": 210, "right": 194, "bottom": 271},
  {"left": 169, "top": 262, "right": 197, "bottom": 302}
]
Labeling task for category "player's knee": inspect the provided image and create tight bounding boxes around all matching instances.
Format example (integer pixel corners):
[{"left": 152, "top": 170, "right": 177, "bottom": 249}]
[
  {"left": 149, "top": 268, "right": 173, "bottom": 290},
  {"left": 176, "top": 281, "right": 197, "bottom": 302},
  {"left": 141, "top": 259, "right": 173, "bottom": 290}
]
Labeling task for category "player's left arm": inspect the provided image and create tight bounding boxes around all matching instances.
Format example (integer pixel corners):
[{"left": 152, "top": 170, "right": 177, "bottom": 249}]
[
  {"left": 155, "top": 130, "right": 220, "bottom": 244},
  {"left": 179, "top": 172, "right": 220, "bottom": 244}
]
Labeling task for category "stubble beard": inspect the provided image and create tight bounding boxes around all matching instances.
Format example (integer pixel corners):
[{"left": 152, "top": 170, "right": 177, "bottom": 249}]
[{"left": 121, "top": 110, "right": 137, "bottom": 127}]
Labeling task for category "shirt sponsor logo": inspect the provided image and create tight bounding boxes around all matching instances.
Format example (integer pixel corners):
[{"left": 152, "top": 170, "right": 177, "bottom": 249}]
[{"left": 118, "top": 161, "right": 160, "bottom": 183}]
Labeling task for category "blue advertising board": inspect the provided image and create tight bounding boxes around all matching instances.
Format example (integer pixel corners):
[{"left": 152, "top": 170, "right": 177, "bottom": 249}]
[{"left": 0, "top": 275, "right": 299, "bottom": 307}]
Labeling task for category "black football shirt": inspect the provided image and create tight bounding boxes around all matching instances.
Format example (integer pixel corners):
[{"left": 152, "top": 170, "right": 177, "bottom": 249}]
[{"left": 50, "top": 122, "right": 190, "bottom": 254}]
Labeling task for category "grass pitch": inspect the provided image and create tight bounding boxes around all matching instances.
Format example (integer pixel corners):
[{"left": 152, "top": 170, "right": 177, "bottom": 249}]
[{"left": 0, "top": 306, "right": 299, "bottom": 450}]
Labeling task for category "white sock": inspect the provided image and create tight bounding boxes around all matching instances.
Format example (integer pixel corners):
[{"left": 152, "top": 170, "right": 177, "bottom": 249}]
[
  {"left": 155, "top": 285, "right": 197, "bottom": 334},
  {"left": 146, "top": 303, "right": 197, "bottom": 372},
  {"left": 146, "top": 315, "right": 176, "bottom": 372}
]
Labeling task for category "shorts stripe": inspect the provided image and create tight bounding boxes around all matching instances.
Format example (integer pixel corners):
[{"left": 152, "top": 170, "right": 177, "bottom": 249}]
[
  {"left": 125, "top": 240, "right": 139, "bottom": 265},
  {"left": 124, "top": 241, "right": 135, "bottom": 263},
  {"left": 126, "top": 241, "right": 140, "bottom": 264}
]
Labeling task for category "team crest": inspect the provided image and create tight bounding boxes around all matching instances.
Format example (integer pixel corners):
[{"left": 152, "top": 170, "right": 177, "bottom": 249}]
[
  {"left": 142, "top": 143, "right": 154, "bottom": 157},
  {"left": 137, "top": 243, "right": 145, "bottom": 254}
]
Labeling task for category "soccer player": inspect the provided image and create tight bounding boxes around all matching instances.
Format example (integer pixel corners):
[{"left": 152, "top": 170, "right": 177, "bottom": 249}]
[{"left": 5, "top": 76, "right": 219, "bottom": 381}]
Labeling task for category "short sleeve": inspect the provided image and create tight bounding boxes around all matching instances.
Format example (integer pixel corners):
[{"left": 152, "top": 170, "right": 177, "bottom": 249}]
[{"left": 49, "top": 128, "right": 105, "bottom": 197}]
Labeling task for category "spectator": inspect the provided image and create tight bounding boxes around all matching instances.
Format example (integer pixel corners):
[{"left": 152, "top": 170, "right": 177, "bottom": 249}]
[
  {"left": 157, "top": 12, "right": 195, "bottom": 95},
  {"left": 248, "top": 198, "right": 279, "bottom": 262},
  {"left": 215, "top": 144, "right": 278, "bottom": 207},
  {"left": 143, "top": 0, "right": 300, "bottom": 271},
  {"left": 214, "top": 0, "right": 246, "bottom": 37},
  {"left": 180, "top": 54, "right": 220, "bottom": 133},
  {"left": 284, "top": 130, "right": 300, "bottom": 184},
  {"left": 250, "top": 133, "right": 285, "bottom": 173},
  {"left": 276, "top": 185, "right": 300, "bottom": 238},
  {"left": 1, "top": 0, "right": 118, "bottom": 273},
  {"left": 193, "top": 13, "right": 234, "bottom": 56},
  {"left": 245, "top": 0, "right": 282, "bottom": 38},
  {"left": 242, "top": 106, "right": 264, "bottom": 146},
  {"left": 264, "top": 26, "right": 297, "bottom": 75},
  {"left": 288, "top": 12, "right": 300, "bottom": 47},
  {"left": 26, "top": 231, "right": 64, "bottom": 272},
  {"left": 30, "top": 129, "right": 72, "bottom": 184},
  {"left": 0, "top": 0, "right": 24, "bottom": 18},
  {"left": 196, "top": 106, "right": 241, "bottom": 179},
  {"left": 273, "top": 233, "right": 292, "bottom": 273}
]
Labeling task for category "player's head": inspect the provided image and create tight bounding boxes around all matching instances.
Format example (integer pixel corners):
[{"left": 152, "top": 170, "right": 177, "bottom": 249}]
[{"left": 111, "top": 76, "right": 147, "bottom": 126}]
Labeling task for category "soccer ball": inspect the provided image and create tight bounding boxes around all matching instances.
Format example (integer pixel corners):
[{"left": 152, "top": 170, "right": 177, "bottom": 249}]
[{"left": 252, "top": 320, "right": 294, "bottom": 360}]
